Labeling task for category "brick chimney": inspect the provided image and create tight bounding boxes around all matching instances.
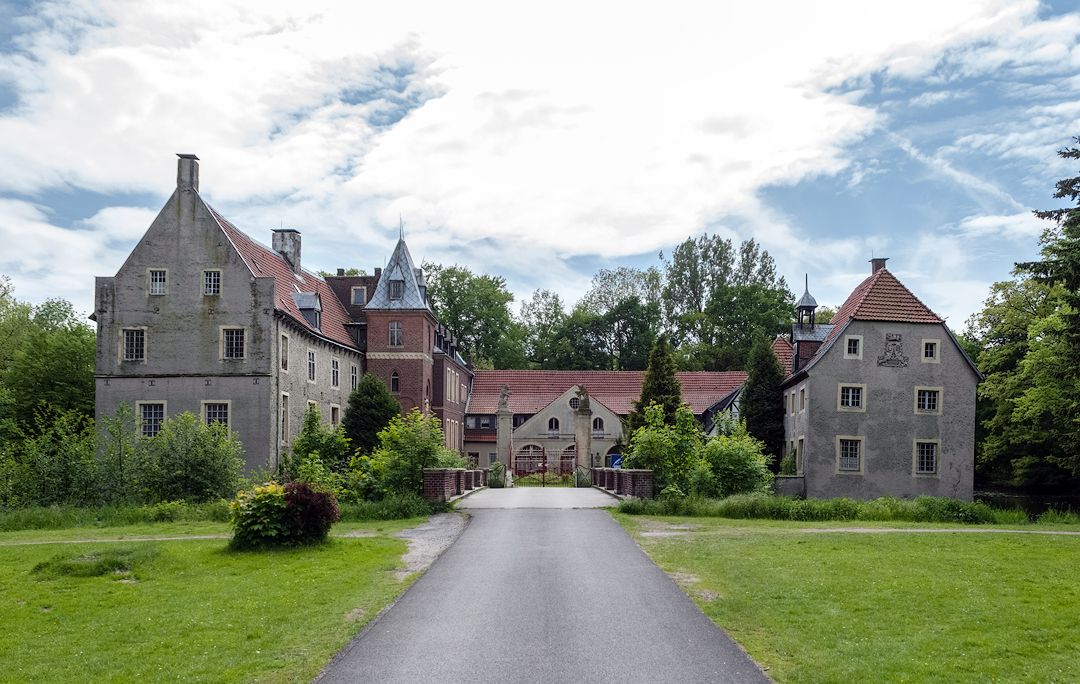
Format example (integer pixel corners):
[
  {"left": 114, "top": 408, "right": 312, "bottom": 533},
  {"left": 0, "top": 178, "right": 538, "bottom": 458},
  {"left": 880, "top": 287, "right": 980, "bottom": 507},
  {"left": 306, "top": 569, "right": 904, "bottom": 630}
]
[
  {"left": 870, "top": 257, "right": 889, "bottom": 274},
  {"left": 177, "top": 153, "right": 199, "bottom": 192},
  {"left": 272, "top": 229, "right": 302, "bottom": 274}
]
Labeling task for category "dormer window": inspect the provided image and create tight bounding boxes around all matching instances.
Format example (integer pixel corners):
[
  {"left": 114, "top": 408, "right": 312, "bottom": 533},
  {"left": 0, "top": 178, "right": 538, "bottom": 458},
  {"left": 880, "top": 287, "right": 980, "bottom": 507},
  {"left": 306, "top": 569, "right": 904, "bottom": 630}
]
[
  {"left": 389, "top": 280, "right": 404, "bottom": 300},
  {"left": 351, "top": 286, "right": 367, "bottom": 306}
]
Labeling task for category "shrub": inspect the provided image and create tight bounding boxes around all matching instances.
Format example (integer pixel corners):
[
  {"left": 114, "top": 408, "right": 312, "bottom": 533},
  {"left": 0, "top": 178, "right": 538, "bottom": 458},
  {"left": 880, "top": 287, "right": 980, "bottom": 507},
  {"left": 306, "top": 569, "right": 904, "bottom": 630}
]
[
  {"left": 282, "top": 482, "right": 340, "bottom": 545},
  {"left": 367, "top": 409, "right": 462, "bottom": 497},
  {"left": 287, "top": 405, "right": 352, "bottom": 474},
  {"left": 293, "top": 453, "right": 345, "bottom": 496},
  {"left": 338, "top": 492, "right": 433, "bottom": 521},
  {"left": 779, "top": 449, "right": 797, "bottom": 476},
  {"left": 133, "top": 412, "right": 245, "bottom": 503},
  {"left": 487, "top": 461, "right": 505, "bottom": 488},
  {"left": 230, "top": 481, "right": 340, "bottom": 549},
  {"left": 624, "top": 403, "right": 701, "bottom": 495},
  {"left": 230, "top": 483, "right": 289, "bottom": 549},
  {"left": 1037, "top": 508, "right": 1080, "bottom": 525},
  {"left": 0, "top": 409, "right": 98, "bottom": 508},
  {"left": 694, "top": 426, "right": 773, "bottom": 498}
]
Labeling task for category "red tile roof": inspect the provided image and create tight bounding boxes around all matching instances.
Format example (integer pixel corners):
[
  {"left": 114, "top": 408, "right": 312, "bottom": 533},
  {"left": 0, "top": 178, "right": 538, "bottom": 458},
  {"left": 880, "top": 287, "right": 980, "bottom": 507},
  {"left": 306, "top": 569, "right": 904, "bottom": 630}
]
[
  {"left": 468, "top": 370, "right": 747, "bottom": 415},
  {"left": 771, "top": 336, "right": 793, "bottom": 375},
  {"left": 823, "top": 268, "right": 943, "bottom": 347},
  {"left": 208, "top": 205, "right": 358, "bottom": 350}
]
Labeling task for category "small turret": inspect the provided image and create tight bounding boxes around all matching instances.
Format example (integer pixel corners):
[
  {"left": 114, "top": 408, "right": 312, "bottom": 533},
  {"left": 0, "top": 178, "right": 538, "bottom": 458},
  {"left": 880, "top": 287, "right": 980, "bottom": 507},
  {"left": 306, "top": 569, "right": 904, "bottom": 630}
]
[{"left": 796, "top": 274, "right": 817, "bottom": 330}]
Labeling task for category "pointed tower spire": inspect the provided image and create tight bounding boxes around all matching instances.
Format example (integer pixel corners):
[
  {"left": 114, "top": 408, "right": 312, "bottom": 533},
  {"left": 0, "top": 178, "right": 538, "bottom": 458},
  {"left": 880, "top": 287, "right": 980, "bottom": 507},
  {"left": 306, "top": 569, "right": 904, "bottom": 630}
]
[
  {"left": 796, "top": 273, "right": 818, "bottom": 329},
  {"left": 399, "top": 214, "right": 405, "bottom": 241}
]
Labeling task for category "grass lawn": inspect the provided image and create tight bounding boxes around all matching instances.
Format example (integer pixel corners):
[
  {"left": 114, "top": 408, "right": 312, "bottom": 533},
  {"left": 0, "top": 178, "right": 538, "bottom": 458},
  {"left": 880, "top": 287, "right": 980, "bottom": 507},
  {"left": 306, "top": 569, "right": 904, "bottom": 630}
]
[
  {"left": 0, "top": 518, "right": 429, "bottom": 683},
  {"left": 615, "top": 514, "right": 1080, "bottom": 683}
]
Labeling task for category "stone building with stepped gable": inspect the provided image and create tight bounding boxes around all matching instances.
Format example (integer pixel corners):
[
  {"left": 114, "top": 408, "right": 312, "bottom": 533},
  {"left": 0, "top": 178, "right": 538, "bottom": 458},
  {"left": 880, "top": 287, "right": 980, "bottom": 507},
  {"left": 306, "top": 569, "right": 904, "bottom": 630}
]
[{"left": 778, "top": 259, "right": 981, "bottom": 500}]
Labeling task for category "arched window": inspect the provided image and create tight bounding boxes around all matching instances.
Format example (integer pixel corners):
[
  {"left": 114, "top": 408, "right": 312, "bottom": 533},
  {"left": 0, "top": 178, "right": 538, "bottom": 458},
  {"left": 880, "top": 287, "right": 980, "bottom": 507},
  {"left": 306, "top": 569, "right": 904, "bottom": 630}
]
[
  {"left": 390, "top": 371, "right": 400, "bottom": 393},
  {"left": 592, "top": 417, "right": 604, "bottom": 433},
  {"left": 547, "top": 417, "right": 559, "bottom": 433}
]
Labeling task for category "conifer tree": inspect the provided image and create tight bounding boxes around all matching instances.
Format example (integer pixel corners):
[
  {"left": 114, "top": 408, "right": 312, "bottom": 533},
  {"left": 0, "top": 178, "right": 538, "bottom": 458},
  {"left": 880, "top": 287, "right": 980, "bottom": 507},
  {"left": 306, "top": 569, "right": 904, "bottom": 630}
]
[
  {"left": 342, "top": 374, "right": 401, "bottom": 456},
  {"left": 739, "top": 337, "right": 785, "bottom": 468},
  {"left": 627, "top": 334, "right": 682, "bottom": 434}
]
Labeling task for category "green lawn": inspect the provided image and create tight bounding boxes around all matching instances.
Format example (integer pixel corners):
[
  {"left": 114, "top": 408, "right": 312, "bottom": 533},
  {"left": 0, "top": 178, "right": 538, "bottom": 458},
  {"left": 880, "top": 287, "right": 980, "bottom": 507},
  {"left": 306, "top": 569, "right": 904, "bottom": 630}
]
[
  {"left": 0, "top": 519, "right": 427, "bottom": 683},
  {"left": 615, "top": 514, "right": 1080, "bottom": 683}
]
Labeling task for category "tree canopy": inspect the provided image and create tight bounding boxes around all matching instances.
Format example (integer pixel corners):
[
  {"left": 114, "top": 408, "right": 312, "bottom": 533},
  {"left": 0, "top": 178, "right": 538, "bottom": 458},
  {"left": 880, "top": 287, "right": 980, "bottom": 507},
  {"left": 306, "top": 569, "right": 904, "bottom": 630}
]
[
  {"left": 342, "top": 373, "right": 401, "bottom": 456},
  {"left": 740, "top": 337, "right": 785, "bottom": 466}
]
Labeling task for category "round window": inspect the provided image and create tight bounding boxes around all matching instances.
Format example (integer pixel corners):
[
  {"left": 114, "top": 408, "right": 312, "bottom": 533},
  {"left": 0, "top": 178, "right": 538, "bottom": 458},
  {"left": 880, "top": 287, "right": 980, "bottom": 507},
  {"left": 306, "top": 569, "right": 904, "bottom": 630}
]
[{"left": 569, "top": 397, "right": 580, "bottom": 409}]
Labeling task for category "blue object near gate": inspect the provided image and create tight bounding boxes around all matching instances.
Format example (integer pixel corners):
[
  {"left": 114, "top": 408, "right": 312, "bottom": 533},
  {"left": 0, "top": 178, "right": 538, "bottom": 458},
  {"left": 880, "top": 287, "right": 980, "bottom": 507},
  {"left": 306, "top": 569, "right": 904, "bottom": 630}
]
[{"left": 611, "top": 455, "right": 622, "bottom": 469}]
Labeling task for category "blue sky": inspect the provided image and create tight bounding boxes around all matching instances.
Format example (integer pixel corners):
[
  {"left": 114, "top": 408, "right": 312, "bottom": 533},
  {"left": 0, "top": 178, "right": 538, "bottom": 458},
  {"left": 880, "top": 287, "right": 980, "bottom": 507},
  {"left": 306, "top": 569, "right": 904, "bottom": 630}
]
[{"left": 1, "top": 0, "right": 1078, "bottom": 329}]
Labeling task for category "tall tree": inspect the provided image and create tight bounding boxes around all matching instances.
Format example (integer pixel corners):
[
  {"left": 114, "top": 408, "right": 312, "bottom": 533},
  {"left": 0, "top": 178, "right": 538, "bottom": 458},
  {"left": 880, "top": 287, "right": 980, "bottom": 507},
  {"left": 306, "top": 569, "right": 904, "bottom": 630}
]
[
  {"left": 739, "top": 337, "right": 785, "bottom": 467},
  {"left": 518, "top": 289, "right": 567, "bottom": 368},
  {"left": 546, "top": 305, "right": 610, "bottom": 370},
  {"left": 342, "top": 373, "right": 401, "bottom": 456},
  {"left": 422, "top": 262, "right": 526, "bottom": 368},
  {"left": 626, "top": 334, "right": 682, "bottom": 434}
]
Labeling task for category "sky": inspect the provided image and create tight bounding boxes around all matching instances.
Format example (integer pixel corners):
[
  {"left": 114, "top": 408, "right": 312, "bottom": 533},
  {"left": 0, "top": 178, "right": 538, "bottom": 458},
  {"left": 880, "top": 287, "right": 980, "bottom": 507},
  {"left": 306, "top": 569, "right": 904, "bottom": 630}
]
[{"left": 1, "top": 0, "right": 1079, "bottom": 329}]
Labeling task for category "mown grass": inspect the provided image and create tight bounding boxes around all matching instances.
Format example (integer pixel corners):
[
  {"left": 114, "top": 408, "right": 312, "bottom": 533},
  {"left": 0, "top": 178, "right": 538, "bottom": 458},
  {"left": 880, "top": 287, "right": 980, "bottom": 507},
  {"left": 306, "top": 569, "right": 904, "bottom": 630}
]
[
  {"left": 0, "top": 520, "right": 421, "bottom": 683},
  {"left": 616, "top": 514, "right": 1080, "bottom": 683},
  {"left": 618, "top": 493, "right": 1080, "bottom": 526}
]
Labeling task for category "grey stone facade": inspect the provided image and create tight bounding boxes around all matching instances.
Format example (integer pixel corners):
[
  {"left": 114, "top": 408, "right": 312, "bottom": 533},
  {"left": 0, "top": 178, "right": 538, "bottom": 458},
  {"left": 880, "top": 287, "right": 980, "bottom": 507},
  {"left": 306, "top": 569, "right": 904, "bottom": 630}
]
[{"left": 780, "top": 263, "right": 981, "bottom": 500}]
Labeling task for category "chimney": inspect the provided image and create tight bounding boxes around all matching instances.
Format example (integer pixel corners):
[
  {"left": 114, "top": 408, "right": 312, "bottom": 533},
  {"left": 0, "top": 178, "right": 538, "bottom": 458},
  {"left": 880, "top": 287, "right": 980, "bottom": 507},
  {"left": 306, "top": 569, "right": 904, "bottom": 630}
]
[
  {"left": 177, "top": 153, "right": 199, "bottom": 192},
  {"left": 272, "top": 229, "right": 302, "bottom": 274},
  {"left": 870, "top": 257, "right": 888, "bottom": 274},
  {"left": 374, "top": 267, "right": 382, "bottom": 279},
  {"left": 336, "top": 268, "right": 345, "bottom": 276}
]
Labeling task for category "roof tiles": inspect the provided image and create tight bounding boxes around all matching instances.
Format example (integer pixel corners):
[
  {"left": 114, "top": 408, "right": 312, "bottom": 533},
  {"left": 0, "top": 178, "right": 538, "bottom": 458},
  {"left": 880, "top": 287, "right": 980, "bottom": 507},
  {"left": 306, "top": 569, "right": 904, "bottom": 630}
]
[{"left": 468, "top": 370, "right": 747, "bottom": 416}]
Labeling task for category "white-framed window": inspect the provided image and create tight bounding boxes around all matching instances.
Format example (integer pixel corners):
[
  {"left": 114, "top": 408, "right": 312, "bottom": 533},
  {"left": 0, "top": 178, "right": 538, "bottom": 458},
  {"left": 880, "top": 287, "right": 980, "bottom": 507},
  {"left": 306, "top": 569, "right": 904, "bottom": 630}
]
[
  {"left": 390, "top": 371, "right": 400, "bottom": 393},
  {"left": 914, "top": 439, "right": 940, "bottom": 476},
  {"left": 280, "top": 393, "right": 290, "bottom": 444},
  {"left": 389, "top": 280, "right": 404, "bottom": 300},
  {"left": 915, "top": 387, "right": 942, "bottom": 415},
  {"left": 331, "top": 358, "right": 340, "bottom": 388},
  {"left": 836, "top": 435, "right": 864, "bottom": 474},
  {"left": 222, "top": 327, "right": 246, "bottom": 360},
  {"left": 844, "top": 335, "right": 863, "bottom": 360},
  {"left": 136, "top": 401, "right": 166, "bottom": 438},
  {"left": 837, "top": 383, "right": 866, "bottom": 412},
  {"left": 203, "top": 270, "right": 221, "bottom": 296},
  {"left": 592, "top": 417, "right": 604, "bottom": 435},
  {"left": 148, "top": 268, "right": 167, "bottom": 295},
  {"left": 121, "top": 328, "right": 146, "bottom": 362},
  {"left": 330, "top": 404, "right": 341, "bottom": 426},
  {"left": 788, "top": 391, "right": 795, "bottom": 415},
  {"left": 307, "top": 350, "right": 316, "bottom": 382},
  {"left": 922, "top": 339, "right": 940, "bottom": 363},
  {"left": 280, "top": 334, "right": 289, "bottom": 372},
  {"left": 350, "top": 364, "right": 358, "bottom": 390},
  {"left": 202, "top": 401, "right": 230, "bottom": 428},
  {"left": 548, "top": 417, "right": 559, "bottom": 434},
  {"left": 351, "top": 286, "right": 367, "bottom": 306},
  {"left": 389, "top": 321, "right": 403, "bottom": 346}
]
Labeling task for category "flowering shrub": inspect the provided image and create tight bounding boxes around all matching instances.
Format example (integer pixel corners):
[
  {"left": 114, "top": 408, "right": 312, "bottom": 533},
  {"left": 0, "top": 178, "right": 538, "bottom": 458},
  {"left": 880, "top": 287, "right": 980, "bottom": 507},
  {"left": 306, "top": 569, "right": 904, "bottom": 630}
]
[{"left": 229, "top": 481, "right": 340, "bottom": 549}]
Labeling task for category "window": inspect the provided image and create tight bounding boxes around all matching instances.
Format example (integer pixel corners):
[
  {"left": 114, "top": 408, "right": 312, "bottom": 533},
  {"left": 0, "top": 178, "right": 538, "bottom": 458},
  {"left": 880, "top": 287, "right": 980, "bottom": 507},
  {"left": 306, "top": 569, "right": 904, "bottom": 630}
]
[
  {"left": 489, "top": 453, "right": 498, "bottom": 466},
  {"left": 799, "top": 387, "right": 806, "bottom": 412},
  {"left": 390, "top": 371, "right": 400, "bottom": 393},
  {"left": 280, "top": 334, "right": 289, "bottom": 371},
  {"left": 915, "top": 440, "right": 939, "bottom": 475},
  {"left": 203, "top": 402, "right": 229, "bottom": 428},
  {"left": 280, "top": 393, "right": 290, "bottom": 443},
  {"left": 203, "top": 270, "right": 221, "bottom": 296},
  {"left": 330, "top": 405, "right": 340, "bottom": 426},
  {"left": 569, "top": 397, "right": 581, "bottom": 410},
  {"left": 479, "top": 416, "right": 491, "bottom": 429},
  {"left": 307, "top": 350, "right": 316, "bottom": 382},
  {"left": 389, "top": 321, "right": 403, "bottom": 346},
  {"left": 788, "top": 392, "right": 795, "bottom": 415},
  {"left": 138, "top": 402, "right": 165, "bottom": 437},
  {"left": 548, "top": 417, "right": 559, "bottom": 434},
  {"left": 122, "top": 328, "right": 145, "bottom": 361},
  {"left": 922, "top": 339, "right": 940, "bottom": 363},
  {"left": 350, "top": 365, "right": 358, "bottom": 390},
  {"left": 331, "top": 359, "right": 340, "bottom": 388},
  {"left": 844, "top": 335, "right": 863, "bottom": 360},
  {"left": 915, "top": 387, "right": 942, "bottom": 414},
  {"left": 797, "top": 436, "right": 805, "bottom": 474},
  {"left": 222, "top": 328, "right": 245, "bottom": 359},
  {"left": 466, "top": 416, "right": 477, "bottom": 429},
  {"left": 838, "top": 384, "right": 866, "bottom": 412},
  {"left": 351, "top": 286, "right": 367, "bottom": 306},
  {"left": 389, "top": 280, "right": 404, "bottom": 300},
  {"left": 837, "top": 437, "right": 863, "bottom": 473},
  {"left": 148, "top": 269, "right": 167, "bottom": 295},
  {"left": 592, "top": 417, "right": 604, "bottom": 434}
]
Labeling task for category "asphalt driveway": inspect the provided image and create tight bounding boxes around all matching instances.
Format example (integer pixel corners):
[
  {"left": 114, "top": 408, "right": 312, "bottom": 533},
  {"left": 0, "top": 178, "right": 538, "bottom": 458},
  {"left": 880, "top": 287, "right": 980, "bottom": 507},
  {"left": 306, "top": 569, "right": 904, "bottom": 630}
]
[{"left": 317, "top": 494, "right": 769, "bottom": 683}]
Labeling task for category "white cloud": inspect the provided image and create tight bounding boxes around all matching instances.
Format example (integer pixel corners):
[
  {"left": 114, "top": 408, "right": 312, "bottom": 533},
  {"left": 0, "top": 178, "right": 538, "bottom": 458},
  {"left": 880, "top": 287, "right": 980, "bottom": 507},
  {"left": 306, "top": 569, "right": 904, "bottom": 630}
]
[{"left": 0, "top": 0, "right": 1076, "bottom": 325}]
